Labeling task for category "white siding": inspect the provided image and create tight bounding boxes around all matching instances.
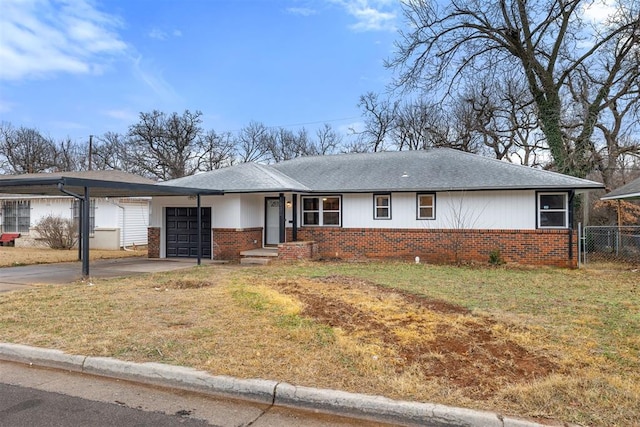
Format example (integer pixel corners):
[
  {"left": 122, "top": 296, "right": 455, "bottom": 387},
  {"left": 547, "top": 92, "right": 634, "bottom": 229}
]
[
  {"left": 95, "top": 202, "right": 119, "bottom": 228},
  {"left": 340, "top": 190, "right": 536, "bottom": 230},
  {"left": 117, "top": 199, "right": 150, "bottom": 247},
  {"left": 212, "top": 195, "right": 241, "bottom": 228},
  {"left": 30, "top": 198, "right": 74, "bottom": 226}
]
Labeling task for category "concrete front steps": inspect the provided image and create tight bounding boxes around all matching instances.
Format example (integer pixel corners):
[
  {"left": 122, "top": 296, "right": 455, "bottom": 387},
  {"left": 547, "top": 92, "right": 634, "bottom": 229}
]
[{"left": 239, "top": 248, "right": 278, "bottom": 265}]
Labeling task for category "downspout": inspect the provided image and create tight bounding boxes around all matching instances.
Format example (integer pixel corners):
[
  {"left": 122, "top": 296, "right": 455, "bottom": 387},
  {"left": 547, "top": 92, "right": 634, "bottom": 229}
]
[{"left": 568, "top": 190, "right": 575, "bottom": 263}]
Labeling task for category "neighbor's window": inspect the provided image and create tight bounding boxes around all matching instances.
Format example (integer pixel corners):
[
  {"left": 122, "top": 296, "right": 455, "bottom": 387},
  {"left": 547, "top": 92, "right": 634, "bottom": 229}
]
[
  {"left": 538, "top": 192, "right": 568, "bottom": 228},
  {"left": 1, "top": 200, "right": 30, "bottom": 233},
  {"left": 72, "top": 199, "right": 97, "bottom": 233},
  {"left": 417, "top": 194, "right": 435, "bottom": 219},
  {"left": 374, "top": 194, "right": 391, "bottom": 219},
  {"left": 302, "top": 196, "right": 341, "bottom": 226}
]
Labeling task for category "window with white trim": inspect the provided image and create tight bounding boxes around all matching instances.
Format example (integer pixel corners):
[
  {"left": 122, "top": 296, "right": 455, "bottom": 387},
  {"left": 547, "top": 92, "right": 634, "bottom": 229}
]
[
  {"left": 374, "top": 194, "right": 391, "bottom": 220},
  {"left": 302, "top": 196, "right": 341, "bottom": 226},
  {"left": 1, "top": 200, "right": 30, "bottom": 233},
  {"left": 538, "top": 192, "right": 568, "bottom": 228},
  {"left": 416, "top": 194, "right": 435, "bottom": 220}
]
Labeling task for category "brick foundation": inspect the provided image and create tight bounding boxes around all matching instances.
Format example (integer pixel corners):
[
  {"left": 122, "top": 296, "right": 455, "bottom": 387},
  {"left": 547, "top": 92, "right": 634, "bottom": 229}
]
[
  {"left": 296, "top": 227, "right": 578, "bottom": 268},
  {"left": 212, "top": 228, "right": 262, "bottom": 261},
  {"left": 147, "top": 227, "right": 160, "bottom": 258},
  {"left": 278, "top": 241, "right": 318, "bottom": 261}
]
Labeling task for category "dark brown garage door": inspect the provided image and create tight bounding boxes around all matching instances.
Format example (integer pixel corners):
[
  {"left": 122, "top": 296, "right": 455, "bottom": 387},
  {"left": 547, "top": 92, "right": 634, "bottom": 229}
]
[{"left": 166, "top": 207, "right": 211, "bottom": 258}]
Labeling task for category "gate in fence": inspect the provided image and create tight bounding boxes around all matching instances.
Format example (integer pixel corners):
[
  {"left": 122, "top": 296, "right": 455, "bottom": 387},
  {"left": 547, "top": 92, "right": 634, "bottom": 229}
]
[{"left": 580, "top": 225, "right": 640, "bottom": 265}]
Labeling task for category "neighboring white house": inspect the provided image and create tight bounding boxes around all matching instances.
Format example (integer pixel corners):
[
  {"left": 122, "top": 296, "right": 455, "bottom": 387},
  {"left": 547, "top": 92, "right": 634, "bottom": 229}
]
[
  {"left": 0, "top": 194, "right": 149, "bottom": 249},
  {"left": 149, "top": 148, "right": 604, "bottom": 267}
]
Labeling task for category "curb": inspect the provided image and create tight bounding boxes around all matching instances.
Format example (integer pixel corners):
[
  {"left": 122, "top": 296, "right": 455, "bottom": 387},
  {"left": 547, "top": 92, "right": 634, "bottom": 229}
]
[{"left": 0, "top": 343, "right": 548, "bottom": 427}]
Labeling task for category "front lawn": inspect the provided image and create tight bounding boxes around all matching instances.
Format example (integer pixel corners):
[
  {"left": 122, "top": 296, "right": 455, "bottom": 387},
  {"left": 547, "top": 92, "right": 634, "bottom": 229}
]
[
  {"left": 0, "top": 246, "right": 147, "bottom": 267},
  {"left": 0, "top": 262, "right": 637, "bottom": 426}
]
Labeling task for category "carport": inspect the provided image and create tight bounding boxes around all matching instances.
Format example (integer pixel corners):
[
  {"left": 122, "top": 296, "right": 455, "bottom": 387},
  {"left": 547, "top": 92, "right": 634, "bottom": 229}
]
[{"left": 0, "top": 171, "right": 222, "bottom": 277}]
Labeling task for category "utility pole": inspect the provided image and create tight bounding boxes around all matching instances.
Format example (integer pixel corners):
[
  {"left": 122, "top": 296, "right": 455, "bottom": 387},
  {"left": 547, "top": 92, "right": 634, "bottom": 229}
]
[{"left": 88, "top": 135, "right": 93, "bottom": 171}]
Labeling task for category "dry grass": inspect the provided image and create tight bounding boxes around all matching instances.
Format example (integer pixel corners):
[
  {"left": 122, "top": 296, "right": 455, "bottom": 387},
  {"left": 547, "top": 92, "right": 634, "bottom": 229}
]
[
  {"left": 0, "top": 261, "right": 638, "bottom": 426},
  {"left": 0, "top": 246, "right": 147, "bottom": 267}
]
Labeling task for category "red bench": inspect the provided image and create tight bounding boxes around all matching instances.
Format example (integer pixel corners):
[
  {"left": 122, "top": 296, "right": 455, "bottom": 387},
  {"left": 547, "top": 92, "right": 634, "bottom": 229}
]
[{"left": 0, "top": 233, "right": 21, "bottom": 246}]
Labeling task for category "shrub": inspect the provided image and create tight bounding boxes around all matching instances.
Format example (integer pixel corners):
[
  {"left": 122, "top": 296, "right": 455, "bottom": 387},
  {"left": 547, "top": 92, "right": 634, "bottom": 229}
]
[
  {"left": 33, "top": 215, "right": 78, "bottom": 249},
  {"left": 488, "top": 249, "right": 504, "bottom": 266}
]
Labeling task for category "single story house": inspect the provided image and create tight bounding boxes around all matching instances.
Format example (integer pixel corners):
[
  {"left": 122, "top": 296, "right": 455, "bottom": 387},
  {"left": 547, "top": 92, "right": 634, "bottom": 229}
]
[
  {"left": 0, "top": 194, "right": 149, "bottom": 249},
  {"left": 150, "top": 148, "right": 604, "bottom": 267},
  {"left": 0, "top": 171, "right": 154, "bottom": 250}
]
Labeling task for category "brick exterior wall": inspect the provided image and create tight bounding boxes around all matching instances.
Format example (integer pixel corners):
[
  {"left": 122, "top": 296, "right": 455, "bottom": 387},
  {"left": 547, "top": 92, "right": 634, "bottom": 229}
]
[
  {"left": 212, "top": 228, "right": 263, "bottom": 261},
  {"left": 147, "top": 227, "right": 160, "bottom": 258},
  {"left": 278, "top": 241, "right": 318, "bottom": 261},
  {"left": 295, "top": 227, "right": 578, "bottom": 268}
]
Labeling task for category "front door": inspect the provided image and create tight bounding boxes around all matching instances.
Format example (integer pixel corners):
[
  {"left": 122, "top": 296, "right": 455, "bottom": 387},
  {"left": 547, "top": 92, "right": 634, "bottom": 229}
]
[{"left": 265, "top": 198, "right": 280, "bottom": 246}]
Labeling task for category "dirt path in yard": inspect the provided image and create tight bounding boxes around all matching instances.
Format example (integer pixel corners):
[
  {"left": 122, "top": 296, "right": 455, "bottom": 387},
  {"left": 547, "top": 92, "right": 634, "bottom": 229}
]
[{"left": 267, "top": 275, "right": 556, "bottom": 400}]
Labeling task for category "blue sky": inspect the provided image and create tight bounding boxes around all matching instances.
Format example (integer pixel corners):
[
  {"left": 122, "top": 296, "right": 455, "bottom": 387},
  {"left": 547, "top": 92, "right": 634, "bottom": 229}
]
[{"left": 0, "top": 0, "right": 402, "bottom": 143}]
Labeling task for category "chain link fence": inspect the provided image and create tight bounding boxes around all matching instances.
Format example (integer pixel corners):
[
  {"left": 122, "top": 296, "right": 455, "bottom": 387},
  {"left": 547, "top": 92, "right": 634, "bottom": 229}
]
[{"left": 580, "top": 226, "right": 640, "bottom": 265}]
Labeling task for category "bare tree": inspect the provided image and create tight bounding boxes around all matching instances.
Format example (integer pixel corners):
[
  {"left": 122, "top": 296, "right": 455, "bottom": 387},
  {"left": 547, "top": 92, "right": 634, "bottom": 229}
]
[
  {"left": 312, "top": 123, "right": 342, "bottom": 155},
  {"left": 198, "top": 130, "right": 236, "bottom": 170},
  {"left": 92, "top": 131, "right": 147, "bottom": 175},
  {"left": 387, "top": 0, "right": 640, "bottom": 178},
  {"left": 352, "top": 92, "right": 398, "bottom": 152},
  {"left": 235, "top": 121, "right": 271, "bottom": 163},
  {"left": 0, "top": 123, "right": 57, "bottom": 174},
  {"left": 54, "top": 138, "right": 88, "bottom": 171},
  {"left": 128, "top": 110, "right": 204, "bottom": 180}
]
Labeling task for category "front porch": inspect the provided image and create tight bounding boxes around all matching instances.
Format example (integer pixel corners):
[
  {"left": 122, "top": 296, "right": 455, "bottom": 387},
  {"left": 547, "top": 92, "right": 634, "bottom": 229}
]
[{"left": 239, "top": 241, "right": 318, "bottom": 265}]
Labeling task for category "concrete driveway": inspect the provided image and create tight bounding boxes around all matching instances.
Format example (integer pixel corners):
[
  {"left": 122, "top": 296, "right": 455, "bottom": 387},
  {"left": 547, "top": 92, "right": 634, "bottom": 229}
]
[{"left": 0, "top": 258, "right": 204, "bottom": 293}]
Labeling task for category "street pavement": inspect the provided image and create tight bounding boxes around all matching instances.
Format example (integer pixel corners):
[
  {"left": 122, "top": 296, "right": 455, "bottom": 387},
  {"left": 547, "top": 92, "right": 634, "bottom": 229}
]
[
  {"left": 0, "top": 361, "right": 395, "bottom": 427},
  {"left": 0, "top": 258, "right": 203, "bottom": 293}
]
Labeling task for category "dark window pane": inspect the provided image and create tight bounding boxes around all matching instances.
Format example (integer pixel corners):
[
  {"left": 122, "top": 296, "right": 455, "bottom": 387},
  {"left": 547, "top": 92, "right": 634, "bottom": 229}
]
[
  {"left": 303, "top": 212, "right": 319, "bottom": 225},
  {"left": 323, "top": 212, "right": 340, "bottom": 225},
  {"left": 303, "top": 198, "right": 319, "bottom": 210},
  {"left": 540, "top": 212, "right": 565, "bottom": 227},
  {"left": 419, "top": 207, "right": 433, "bottom": 219},
  {"left": 419, "top": 195, "right": 433, "bottom": 207},
  {"left": 376, "top": 207, "right": 389, "bottom": 218},
  {"left": 540, "top": 194, "right": 565, "bottom": 210},
  {"left": 323, "top": 197, "right": 340, "bottom": 210},
  {"left": 376, "top": 196, "right": 389, "bottom": 207}
]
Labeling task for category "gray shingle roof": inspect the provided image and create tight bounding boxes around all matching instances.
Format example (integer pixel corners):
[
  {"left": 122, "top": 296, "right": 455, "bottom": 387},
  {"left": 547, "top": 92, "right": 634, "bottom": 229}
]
[
  {"left": 162, "top": 148, "right": 603, "bottom": 193},
  {"left": 162, "top": 162, "right": 309, "bottom": 192},
  {"left": 601, "top": 176, "right": 640, "bottom": 200}
]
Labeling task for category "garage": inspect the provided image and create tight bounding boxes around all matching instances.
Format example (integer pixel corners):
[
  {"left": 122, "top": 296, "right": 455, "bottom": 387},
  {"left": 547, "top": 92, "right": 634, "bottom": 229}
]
[{"left": 166, "top": 207, "right": 212, "bottom": 258}]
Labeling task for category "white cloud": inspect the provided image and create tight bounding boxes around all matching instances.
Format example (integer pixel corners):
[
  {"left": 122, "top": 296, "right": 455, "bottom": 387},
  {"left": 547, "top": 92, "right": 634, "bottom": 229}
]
[
  {"left": 286, "top": 7, "right": 317, "bottom": 16},
  {"left": 148, "top": 28, "right": 183, "bottom": 40},
  {"left": 103, "top": 109, "right": 138, "bottom": 122},
  {"left": 330, "top": 0, "right": 397, "bottom": 32},
  {"left": 148, "top": 29, "right": 168, "bottom": 40},
  {"left": 582, "top": 0, "right": 618, "bottom": 24},
  {"left": 131, "top": 55, "right": 179, "bottom": 102},
  {"left": 0, "top": 0, "right": 127, "bottom": 81}
]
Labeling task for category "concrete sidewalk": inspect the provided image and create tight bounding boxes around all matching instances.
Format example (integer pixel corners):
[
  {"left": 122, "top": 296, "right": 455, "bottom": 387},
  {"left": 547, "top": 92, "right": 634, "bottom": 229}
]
[
  {"left": 0, "top": 343, "right": 555, "bottom": 427},
  {"left": 0, "top": 258, "right": 204, "bottom": 293}
]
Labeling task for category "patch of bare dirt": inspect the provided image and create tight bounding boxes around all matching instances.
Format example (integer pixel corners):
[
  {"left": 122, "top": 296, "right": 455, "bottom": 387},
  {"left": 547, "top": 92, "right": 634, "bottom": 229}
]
[{"left": 268, "top": 275, "right": 556, "bottom": 400}]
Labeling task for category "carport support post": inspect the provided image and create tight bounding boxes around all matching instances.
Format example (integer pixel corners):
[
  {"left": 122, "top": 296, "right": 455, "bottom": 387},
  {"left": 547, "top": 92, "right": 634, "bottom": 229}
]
[
  {"left": 82, "top": 186, "right": 90, "bottom": 278},
  {"left": 197, "top": 194, "right": 202, "bottom": 266}
]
